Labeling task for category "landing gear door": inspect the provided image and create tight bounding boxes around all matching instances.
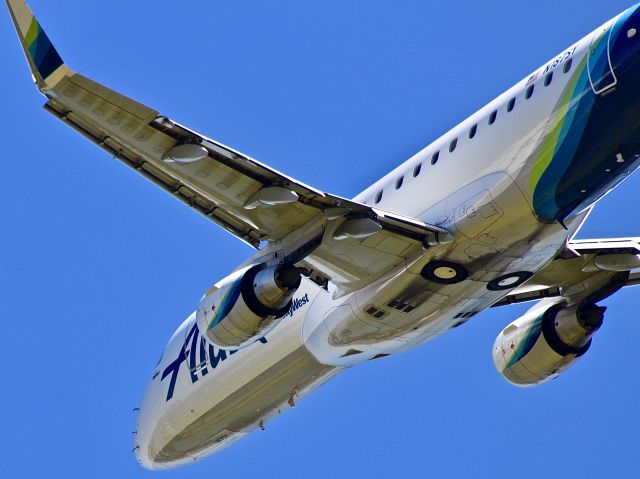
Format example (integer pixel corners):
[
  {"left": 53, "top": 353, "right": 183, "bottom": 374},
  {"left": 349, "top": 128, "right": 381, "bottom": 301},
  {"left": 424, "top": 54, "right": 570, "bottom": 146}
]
[{"left": 588, "top": 21, "right": 617, "bottom": 94}]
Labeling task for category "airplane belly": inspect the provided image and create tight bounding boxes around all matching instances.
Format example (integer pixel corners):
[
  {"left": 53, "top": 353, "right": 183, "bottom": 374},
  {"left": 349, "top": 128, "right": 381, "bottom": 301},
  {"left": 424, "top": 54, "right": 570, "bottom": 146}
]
[
  {"left": 302, "top": 174, "right": 590, "bottom": 366},
  {"left": 135, "top": 282, "right": 338, "bottom": 469},
  {"left": 152, "top": 346, "right": 335, "bottom": 467}
]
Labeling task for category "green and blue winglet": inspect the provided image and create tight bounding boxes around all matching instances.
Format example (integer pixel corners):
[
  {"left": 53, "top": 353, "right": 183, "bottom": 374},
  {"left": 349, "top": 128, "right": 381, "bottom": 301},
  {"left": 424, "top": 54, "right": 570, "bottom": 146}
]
[{"left": 5, "top": 0, "right": 70, "bottom": 91}]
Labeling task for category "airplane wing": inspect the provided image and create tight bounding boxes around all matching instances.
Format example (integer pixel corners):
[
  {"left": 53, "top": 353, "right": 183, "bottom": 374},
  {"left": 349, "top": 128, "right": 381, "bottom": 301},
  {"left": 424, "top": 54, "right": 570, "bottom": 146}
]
[
  {"left": 493, "top": 237, "right": 640, "bottom": 307},
  {"left": 6, "top": 0, "right": 452, "bottom": 294}
]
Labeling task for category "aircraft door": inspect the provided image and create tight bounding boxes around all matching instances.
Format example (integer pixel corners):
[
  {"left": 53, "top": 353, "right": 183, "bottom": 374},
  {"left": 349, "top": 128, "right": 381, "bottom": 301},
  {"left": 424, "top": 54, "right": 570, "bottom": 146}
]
[{"left": 587, "top": 21, "right": 617, "bottom": 94}]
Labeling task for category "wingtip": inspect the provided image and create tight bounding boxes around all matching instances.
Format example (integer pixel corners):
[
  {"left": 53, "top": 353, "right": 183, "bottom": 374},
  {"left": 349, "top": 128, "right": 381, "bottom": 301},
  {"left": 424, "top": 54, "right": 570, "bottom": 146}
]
[{"left": 6, "top": 0, "right": 68, "bottom": 91}]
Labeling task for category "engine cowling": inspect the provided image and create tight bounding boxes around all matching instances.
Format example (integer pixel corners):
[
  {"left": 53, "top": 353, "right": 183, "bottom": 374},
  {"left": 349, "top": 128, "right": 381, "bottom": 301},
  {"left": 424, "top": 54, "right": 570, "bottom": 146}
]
[
  {"left": 196, "top": 263, "right": 302, "bottom": 350},
  {"left": 492, "top": 301, "right": 605, "bottom": 386}
]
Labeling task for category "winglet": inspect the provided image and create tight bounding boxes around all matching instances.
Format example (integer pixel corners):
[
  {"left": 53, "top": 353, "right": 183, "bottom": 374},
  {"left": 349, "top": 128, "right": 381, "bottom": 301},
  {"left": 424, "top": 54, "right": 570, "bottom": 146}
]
[{"left": 6, "top": 0, "right": 70, "bottom": 91}]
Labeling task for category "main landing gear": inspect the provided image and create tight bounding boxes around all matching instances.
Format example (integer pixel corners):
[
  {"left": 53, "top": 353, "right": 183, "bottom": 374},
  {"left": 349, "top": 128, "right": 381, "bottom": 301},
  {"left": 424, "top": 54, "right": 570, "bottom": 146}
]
[
  {"left": 421, "top": 260, "right": 533, "bottom": 291},
  {"left": 486, "top": 272, "right": 533, "bottom": 291},
  {"left": 421, "top": 260, "right": 469, "bottom": 284}
]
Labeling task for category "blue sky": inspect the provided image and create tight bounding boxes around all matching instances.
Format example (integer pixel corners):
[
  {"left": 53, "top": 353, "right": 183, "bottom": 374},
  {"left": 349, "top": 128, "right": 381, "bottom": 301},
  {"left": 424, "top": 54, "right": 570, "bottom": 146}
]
[{"left": 2, "top": 1, "right": 640, "bottom": 477}]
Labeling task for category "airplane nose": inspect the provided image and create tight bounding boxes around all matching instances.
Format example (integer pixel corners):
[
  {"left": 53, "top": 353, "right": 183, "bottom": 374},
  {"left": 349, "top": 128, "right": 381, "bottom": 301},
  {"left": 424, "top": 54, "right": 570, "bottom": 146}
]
[
  {"left": 133, "top": 439, "right": 156, "bottom": 471},
  {"left": 132, "top": 368, "right": 193, "bottom": 471},
  {"left": 132, "top": 378, "right": 169, "bottom": 471},
  {"left": 133, "top": 405, "right": 175, "bottom": 471},
  {"left": 133, "top": 405, "right": 158, "bottom": 470},
  {"left": 132, "top": 316, "right": 195, "bottom": 470}
]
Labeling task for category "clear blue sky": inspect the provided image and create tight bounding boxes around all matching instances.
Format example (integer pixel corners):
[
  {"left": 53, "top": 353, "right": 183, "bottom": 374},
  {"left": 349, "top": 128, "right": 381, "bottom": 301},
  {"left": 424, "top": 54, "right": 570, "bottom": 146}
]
[{"left": 2, "top": 1, "right": 639, "bottom": 477}]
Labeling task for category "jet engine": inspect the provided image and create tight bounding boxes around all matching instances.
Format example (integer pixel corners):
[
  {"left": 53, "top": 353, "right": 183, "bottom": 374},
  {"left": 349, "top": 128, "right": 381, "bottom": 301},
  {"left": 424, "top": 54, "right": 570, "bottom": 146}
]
[
  {"left": 196, "top": 263, "right": 302, "bottom": 350},
  {"left": 492, "top": 301, "right": 605, "bottom": 386}
]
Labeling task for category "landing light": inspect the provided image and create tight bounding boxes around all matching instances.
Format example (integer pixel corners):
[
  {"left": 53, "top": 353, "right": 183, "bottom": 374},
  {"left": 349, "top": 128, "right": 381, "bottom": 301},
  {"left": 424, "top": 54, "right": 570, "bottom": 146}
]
[{"left": 628, "top": 28, "right": 637, "bottom": 39}]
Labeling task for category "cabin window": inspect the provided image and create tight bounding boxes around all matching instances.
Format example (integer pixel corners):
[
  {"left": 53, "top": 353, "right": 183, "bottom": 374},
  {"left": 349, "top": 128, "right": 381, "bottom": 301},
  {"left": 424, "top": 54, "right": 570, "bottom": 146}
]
[
  {"left": 489, "top": 110, "right": 497, "bottom": 125},
  {"left": 469, "top": 124, "right": 477, "bottom": 139},
  {"left": 431, "top": 151, "right": 440, "bottom": 165},
  {"left": 544, "top": 71, "right": 553, "bottom": 87},
  {"left": 413, "top": 163, "right": 422, "bottom": 177},
  {"left": 395, "top": 176, "right": 404, "bottom": 189},
  {"left": 563, "top": 58, "right": 573, "bottom": 74},
  {"left": 526, "top": 84, "right": 535, "bottom": 99},
  {"left": 375, "top": 190, "right": 383, "bottom": 204},
  {"left": 507, "top": 97, "right": 516, "bottom": 112},
  {"left": 449, "top": 138, "right": 458, "bottom": 153}
]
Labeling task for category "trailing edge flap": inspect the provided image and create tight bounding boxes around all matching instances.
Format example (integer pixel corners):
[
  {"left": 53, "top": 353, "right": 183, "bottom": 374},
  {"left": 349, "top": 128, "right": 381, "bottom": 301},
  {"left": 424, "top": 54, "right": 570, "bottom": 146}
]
[{"left": 6, "top": 0, "right": 451, "bottom": 294}]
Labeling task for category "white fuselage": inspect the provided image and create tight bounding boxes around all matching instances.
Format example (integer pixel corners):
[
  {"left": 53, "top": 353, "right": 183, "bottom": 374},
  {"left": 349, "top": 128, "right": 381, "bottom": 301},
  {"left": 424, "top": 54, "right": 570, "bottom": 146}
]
[{"left": 134, "top": 7, "right": 640, "bottom": 469}]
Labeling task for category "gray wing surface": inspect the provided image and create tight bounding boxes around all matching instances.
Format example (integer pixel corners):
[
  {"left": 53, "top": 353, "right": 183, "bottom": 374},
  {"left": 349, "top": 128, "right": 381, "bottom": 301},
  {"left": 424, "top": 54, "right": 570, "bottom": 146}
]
[
  {"left": 6, "top": 0, "right": 451, "bottom": 294},
  {"left": 494, "top": 238, "right": 640, "bottom": 307}
]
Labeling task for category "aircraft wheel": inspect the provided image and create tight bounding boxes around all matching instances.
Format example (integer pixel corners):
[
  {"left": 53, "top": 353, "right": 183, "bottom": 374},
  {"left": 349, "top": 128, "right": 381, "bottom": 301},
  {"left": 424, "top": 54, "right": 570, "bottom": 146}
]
[
  {"left": 486, "top": 272, "right": 533, "bottom": 291},
  {"left": 421, "top": 260, "right": 469, "bottom": 285}
]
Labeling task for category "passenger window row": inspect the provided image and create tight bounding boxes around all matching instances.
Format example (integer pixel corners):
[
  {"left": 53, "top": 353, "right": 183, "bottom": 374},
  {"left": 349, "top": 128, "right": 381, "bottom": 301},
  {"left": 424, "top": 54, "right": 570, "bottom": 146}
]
[{"left": 372, "top": 58, "right": 573, "bottom": 204}]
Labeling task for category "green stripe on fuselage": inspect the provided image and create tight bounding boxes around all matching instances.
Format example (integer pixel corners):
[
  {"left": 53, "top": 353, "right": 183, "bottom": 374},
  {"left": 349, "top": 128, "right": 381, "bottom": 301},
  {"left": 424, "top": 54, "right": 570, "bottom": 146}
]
[{"left": 528, "top": 54, "right": 590, "bottom": 196}]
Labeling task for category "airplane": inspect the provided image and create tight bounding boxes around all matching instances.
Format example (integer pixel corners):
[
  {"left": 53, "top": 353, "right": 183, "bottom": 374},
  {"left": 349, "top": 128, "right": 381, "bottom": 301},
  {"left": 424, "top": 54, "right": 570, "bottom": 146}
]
[{"left": 7, "top": 0, "right": 640, "bottom": 470}]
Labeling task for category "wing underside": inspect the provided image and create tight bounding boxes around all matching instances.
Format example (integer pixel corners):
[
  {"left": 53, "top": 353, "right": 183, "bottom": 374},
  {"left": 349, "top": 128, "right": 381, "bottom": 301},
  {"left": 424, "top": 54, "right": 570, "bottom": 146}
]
[
  {"left": 494, "top": 238, "right": 640, "bottom": 307},
  {"left": 6, "top": 0, "right": 451, "bottom": 294}
]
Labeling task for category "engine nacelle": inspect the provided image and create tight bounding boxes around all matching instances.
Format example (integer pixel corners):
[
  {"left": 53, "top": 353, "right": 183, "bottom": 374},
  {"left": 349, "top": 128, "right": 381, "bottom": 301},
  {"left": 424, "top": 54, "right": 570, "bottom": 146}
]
[
  {"left": 493, "top": 301, "right": 605, "bottom": 386},
  {"left": 196, "top": 263, "right": 302, "bottom": 350}
]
